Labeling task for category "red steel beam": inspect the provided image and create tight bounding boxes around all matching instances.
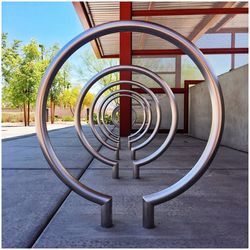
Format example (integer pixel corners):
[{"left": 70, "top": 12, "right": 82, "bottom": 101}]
[
  {"left": 132, "top": 7, "right": 248, "bottom": 17},
  {"left": 102, "top": 47, "right": 248, "bottom": 58},
  {"left": 132, "top": 88, "right": 185, "bottom": 94},
  {"left": 133, "top": 48, "right": 249, "bottom": 56},
  {"left": 120, "top": 2, "right": 132, "bottom": 136}
]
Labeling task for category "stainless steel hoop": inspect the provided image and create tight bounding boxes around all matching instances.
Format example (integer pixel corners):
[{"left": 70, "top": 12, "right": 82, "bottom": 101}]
[
  {"left": 75, "top": 68, "right": 176, "bottom": 179},
  {"left": 36, "top": 20, "right": 224, "bottom": 229},
  {"left": 98, "top": 91, "right": 149, "bottom": 144},
  {"left": 100, "top": 93, "right": 147, "bottom": 146},
  {"left": 88, "top": 88, "right": 151, "bottom": 153},
  {"left": 102, "top": 105, "right": 120, "bottom": 139},
  {"left": 101, "top": 96, "right": 144, "bottom": 138},
  {"left": 93, "top": 81, "right": 156, "bottom": 146},
  {"left": 101, "top": 98, "right": 143, "bottom": 141},
  {"left": 112, "top": 106, "right": 137, "bottom": 128},
  {"left": 92, "top": 90, "right": 150, "bottom": 161}
]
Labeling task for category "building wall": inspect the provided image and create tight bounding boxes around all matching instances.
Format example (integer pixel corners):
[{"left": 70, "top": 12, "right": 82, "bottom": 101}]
[
  {"left": 189, "top": 65, "right": 248, "bottom": 152},
  {"left": 132, "top": 93, "right": 184, "bottom": 130}
]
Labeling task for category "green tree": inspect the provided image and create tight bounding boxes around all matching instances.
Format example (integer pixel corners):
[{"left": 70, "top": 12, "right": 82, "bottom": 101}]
[
  {"left": 181, "top": 58, "right": 203, "bottom": 85},
  {"left": 76, "top": 49, "right": 119, "bottom": 104},
  {"left": 2, "top": 35, "right": 72, "bottom": 126},
  {"left": 61, "top": 85, "right": 94, "bottom": 116},
  {"left": 2, "top": 34, "right": 41, "bottom": 126},
  {"left": 2, "top": 33, "right": 22, "bottom": 108},
  {"left": 40, "top": 44, "right": 71, "bottom": 124}
]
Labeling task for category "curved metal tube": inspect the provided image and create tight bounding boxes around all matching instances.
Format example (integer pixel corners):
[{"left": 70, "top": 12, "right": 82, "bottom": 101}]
[
  {"left": 89, "top": 89, "right": 150, "bottom": 151},
  {"left": 103, "top": 105, "right": 120, "bottom": 139},
  {"left": 98, "top": 93, "right": 148, "bottom": 143},
  {"left": 85, "top": 80, "right": 156, "bottom": 148},
  {"left": 76, "top": 77, "right": 164, "bottom": 171},
  {"left": 105, "top": 105, "right": 120, "bottom": 139},
  {"left": 111, "top": 106, "right": 120, "bottom": 128},
  {"left": 94, "top": 91, "right": 149, "bottom": 161},
  {"left": 97, "top": 89, "right": 151, "bottom": 147},
  {"left": 36, "top": 20, "right": 224, "bottom": 229},
  {"left": 101, "top": 94, "right": 145, "bottom": 142},
  {"left": 112, "top": 106, "right": 137, "bottom": 128}
]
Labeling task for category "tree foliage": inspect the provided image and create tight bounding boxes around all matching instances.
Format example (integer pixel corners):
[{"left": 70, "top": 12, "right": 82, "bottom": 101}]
[
  {"left": 75, "top": 49, "right": 119, "bottom": 104},
  {"left": 42, "top": 44, "right": 72, "bottom": 123},
  {"left": 2, "top": 34, "right": 41, "bottom": 125},
  {"left": 2, "top": 34, "right": 72, "bottom": 125},
  {"left": 181, "top": 59, "right": 203, "bottom": 85},
  {"left": 61, "top": 85, "right": 94, "bottom": 116}
]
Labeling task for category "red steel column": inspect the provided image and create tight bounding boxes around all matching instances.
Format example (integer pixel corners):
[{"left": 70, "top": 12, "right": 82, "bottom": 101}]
[{"left": 120, "top": 2, "right": 132, "bottom": 136}]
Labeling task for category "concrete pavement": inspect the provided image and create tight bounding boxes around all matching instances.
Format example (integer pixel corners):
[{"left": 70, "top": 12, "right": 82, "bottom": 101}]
[
  {"left": 2, "top": 127, "right": 248, "bottom": 248},
  {"left": 2, "top": 122, "right": 75, "bottom": 140}
]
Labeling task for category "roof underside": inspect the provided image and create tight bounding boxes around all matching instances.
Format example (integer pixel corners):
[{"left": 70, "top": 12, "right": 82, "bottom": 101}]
[{"left": 73, "top": 1, "right": 248, "bottom": 58}]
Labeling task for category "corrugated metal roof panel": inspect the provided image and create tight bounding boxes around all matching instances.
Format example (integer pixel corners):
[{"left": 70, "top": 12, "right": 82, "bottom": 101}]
[
  {"left": 133, "top": 2, "right": 221, "bottom": 10},
  {"left": 80, "top": 1, "right": 248, "bottom": 57}
]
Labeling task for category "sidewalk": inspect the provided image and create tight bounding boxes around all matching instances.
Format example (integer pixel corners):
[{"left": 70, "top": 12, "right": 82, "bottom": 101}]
[
  {"left": 2, "top": 127, "right": 248, "bottom": 248},
  {"left": 2, "top": 122, "right": 75, "bottom": 140}
]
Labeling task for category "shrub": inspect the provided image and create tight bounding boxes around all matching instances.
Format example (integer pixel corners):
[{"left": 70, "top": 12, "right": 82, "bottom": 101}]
[
  {"left": 92, "top": 113, "right": 97, "bottom": 124},
  {"left": 92, "top": 113, "right": 112, "bottom": 125},
  {"left": 104, "top": 114, "right": 112, "bottom": 124},
  {"left": 62, "top": 116, "right": 74, "bottom": 122},
  {"left": 2, "top": 112, "right": 35, "bottom": 123}
]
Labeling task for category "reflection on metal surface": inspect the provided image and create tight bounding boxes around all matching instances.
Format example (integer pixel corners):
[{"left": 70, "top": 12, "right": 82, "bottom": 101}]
[
  {"left": 112, "top": 106, "right": 137, "bottom": 128},
  {"left": 36, "top": 20, "right": 224, "bottom": 229}
]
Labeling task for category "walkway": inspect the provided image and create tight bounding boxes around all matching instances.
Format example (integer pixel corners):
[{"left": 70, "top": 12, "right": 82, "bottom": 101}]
[
  {"left": 2, "top": 126, "right": 248, "bottom": 248},
  {"left": 2, "top": 122, "right": 75, "bottom": 140}
]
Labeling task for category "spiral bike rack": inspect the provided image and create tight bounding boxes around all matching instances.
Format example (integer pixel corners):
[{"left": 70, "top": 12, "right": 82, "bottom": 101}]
[
  {"left": 84, "top": 80, "right": 158, "bottom": 160},
  {"left": 111, "top": 106, "right": 137, "bottom": 128},
  {"left": 36, "top": 20, "right": 224, "bottom": 229},
  {"left": 101, "top": 92, "right": 148, "bottom": 141},
  {"left": 87, "top": 85, "right": 154, "bottom": 164},
  {"left": 101, "top": 101, "right": 135, "bottom": 139},
  {"left": 97, "top": 91, "right": 149, "bottom": 146}
]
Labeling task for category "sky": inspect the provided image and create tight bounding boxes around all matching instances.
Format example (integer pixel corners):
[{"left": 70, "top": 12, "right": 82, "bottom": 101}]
[
  {"left": 2, "top": 1, "right": 100, "bottom": 88},
  {"left": 2, "top": 2, "right": 84, "bottom": 48},
  {"left": 2, "top": 2, "right": 248, "bottom": 81}
]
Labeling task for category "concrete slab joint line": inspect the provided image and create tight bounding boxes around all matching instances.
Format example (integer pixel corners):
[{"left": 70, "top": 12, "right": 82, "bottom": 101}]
[
  {"left": 3, "top": 130, "right": 248, "bottom": 248},
  {"left": 30, "top": 128, "right": 110, "bottom": 247},
  {"left": 36, "top": 20, "right": 224, "bottom": 230}
]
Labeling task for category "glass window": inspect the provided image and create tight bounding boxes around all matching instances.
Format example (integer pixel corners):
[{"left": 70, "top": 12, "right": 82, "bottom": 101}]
[
  {"left": 132, "top": 57, "right": 176, "bottom": 72},
  {"left": 196, "top": 33, "right": 231, "bottom": 48},
  {"left": 132, "top": 73, "right": 176, "bottom": 88},
  {"left": 205, "top": 54, "right": 231, "bottom": 75},
  {"left": 181, "top": 56, "right": 203, "bottom": 86},
  {"left": 235, "top": 33, "right": 248, "bottom": 48},
  {"left": 235, "top": 54, "right": 248, "bottom": 68}
]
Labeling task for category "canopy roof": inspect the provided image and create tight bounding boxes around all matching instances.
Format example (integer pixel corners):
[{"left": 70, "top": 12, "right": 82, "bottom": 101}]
[{"left": 73, "top": 2, "right": 248, "bottom": 58}]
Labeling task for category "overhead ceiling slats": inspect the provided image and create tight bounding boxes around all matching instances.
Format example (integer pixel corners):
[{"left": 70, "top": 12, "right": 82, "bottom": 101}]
[{"left": 74, "top": 2, "right": 248, "bottom": 57}]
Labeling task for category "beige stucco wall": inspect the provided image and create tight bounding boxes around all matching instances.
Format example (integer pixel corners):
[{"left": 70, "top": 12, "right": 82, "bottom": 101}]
[
  {"left": 132, "top": 93, "right": 184, "bottom": 130},
  {"left": 189, "top": 64, "right": 248, "bottom": 152}
]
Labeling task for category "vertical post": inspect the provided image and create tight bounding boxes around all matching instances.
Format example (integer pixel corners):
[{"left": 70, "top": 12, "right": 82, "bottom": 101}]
[
  {"left": 184, "top": 81, "right": 189, "bottom": 133},
  {"left": 120, "top": 2, "right": 132, "bottom": 136},
  {"left": 231, "top": 32, "right": 235, "bottom": 70},
  {"left": 86, "top": 108, "right": 89, "bottom": 123},
  {"left": 175, "top": 55, "right": 181, "bottom": 87}
]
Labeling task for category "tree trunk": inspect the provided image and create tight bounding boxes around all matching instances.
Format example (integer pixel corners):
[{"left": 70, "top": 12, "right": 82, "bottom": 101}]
[
  {"left": 23, "top": 102, "right": 27, "bottom": 126},
  {"left": 50, "top": 100, "right": 55, "bottom": 124},
  {"left": 50, "top": 100, "right": 53, "bottom": 124},
  {"left": 69, "top": 106, "right": 74, "bottom": 116},
  {"left": 27, "top": 100, "right": 30, "bottom": 126},
  {"left": 53, "top": 102, "right": 56, "bottom": 123}
]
